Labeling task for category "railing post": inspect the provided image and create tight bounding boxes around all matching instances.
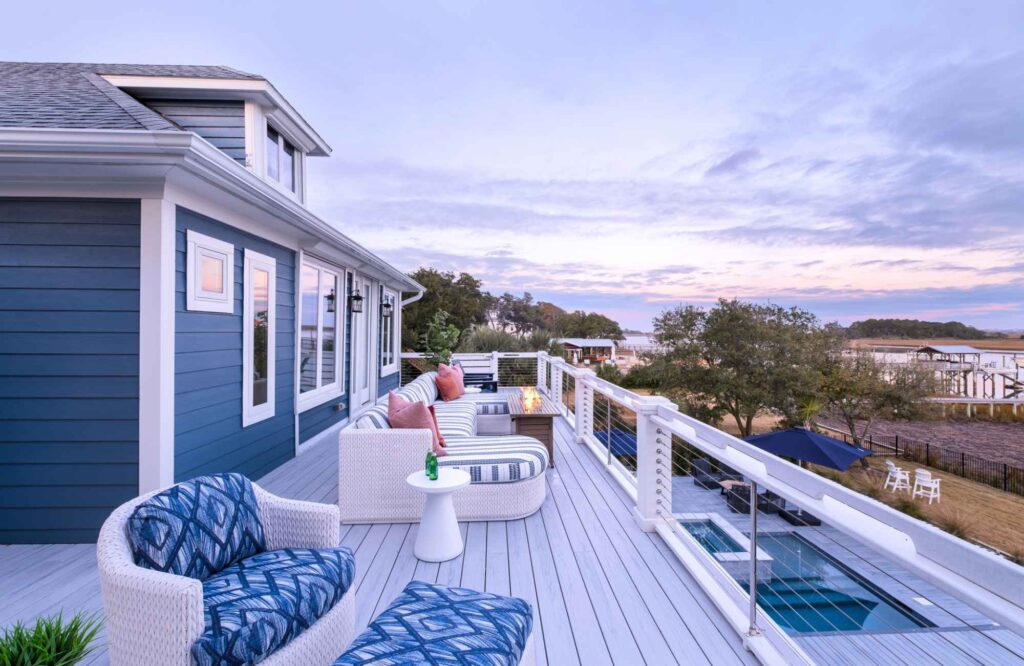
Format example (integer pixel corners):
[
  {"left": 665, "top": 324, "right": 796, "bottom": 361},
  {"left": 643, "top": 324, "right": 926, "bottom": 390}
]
[
  {"left": 633, "top": 396, "right": 676, "bottom": 532},
  {"left": 575, "top": 369, "right": 594, "bottom": 443},
  {"left": 536, "top": 351, "right": 548, "bottom": 392},
  {"left": 748, "top": 481, "right": 761, "bottom": 637},
  {"left": 490, "top": 351, "right": 499, "bottom": 385},
  {"left": 552, "top": 364, "right": 563, "bottom": 411}
]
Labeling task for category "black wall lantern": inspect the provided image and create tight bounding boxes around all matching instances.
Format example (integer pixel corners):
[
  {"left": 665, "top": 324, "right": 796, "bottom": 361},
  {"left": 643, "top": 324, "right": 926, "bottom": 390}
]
[
  {"left": 349, "top": 290, "right": 364, "bottom": 313},
  {"left": 381, "top": 300, "right": 394, "bottom": 319},
  {"left": 325, "top": 288, "right": 336, "bottom": 313}
]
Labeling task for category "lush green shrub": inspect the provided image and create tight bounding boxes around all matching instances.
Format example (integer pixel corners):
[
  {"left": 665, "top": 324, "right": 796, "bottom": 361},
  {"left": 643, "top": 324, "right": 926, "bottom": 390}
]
[
  {"left": 0, "top": 612, "right": 101, "bottom": 666},
  {"left": 457, "top": 326, "right": 563, "bottom": 354}
]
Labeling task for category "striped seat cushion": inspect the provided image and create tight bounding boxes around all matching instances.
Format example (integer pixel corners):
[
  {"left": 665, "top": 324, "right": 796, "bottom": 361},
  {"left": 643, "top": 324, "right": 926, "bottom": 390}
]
[
  {"left": 432, "top": 401, "right": 477, "bottom": 438},
  {"left": 354, "top": 405, "right": 390, "bottom": 430},
  {"left": 397, "top": 373, "right": 438, "bottom": 405},
  {"left": 440, "top": 435, "right": 548, "bottom": 483}
]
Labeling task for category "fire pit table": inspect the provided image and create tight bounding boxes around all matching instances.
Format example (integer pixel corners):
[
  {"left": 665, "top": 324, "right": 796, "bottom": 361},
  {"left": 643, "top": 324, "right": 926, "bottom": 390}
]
[{"left": 507, "top": 388, "right": 562, "bottom": 467}]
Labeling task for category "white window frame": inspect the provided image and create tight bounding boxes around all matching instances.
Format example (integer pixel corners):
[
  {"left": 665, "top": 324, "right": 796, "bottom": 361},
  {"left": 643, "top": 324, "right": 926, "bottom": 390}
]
[
  {"left": 242, "top": 249, "right": 277, "bottom": 427},
  {"left": 185, "top": 230, "right": 234, "bottom": 313},
  {"left": 380, "top": 287, "right": 399, "bottom": 376},
  {"left": 264, "top": 122, "right": 302, "bottom": 197},
  {"left": 297, "top": 256, "right": 346, "bottom": 412}
]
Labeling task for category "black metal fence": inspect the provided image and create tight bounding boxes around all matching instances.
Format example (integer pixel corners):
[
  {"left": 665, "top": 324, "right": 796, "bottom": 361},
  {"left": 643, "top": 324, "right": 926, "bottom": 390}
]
[{"left": 817, "top": 424, "right": 1024, "bottom": 497}]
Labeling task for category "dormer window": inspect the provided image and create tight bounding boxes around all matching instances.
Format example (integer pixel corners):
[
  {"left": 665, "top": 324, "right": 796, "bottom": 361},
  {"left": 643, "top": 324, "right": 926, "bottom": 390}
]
[{"left": 266, "top": 126, "right": 297, "bottom": 192}]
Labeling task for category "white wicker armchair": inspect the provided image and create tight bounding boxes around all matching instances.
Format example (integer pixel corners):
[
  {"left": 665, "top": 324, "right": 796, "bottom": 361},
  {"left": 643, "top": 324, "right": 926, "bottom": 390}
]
[
  {"left": 338, "top": 428, "right": 546, "bottom": 524},
  {"left": 97, "top": 483, "right": 354, "bottom": 666}
]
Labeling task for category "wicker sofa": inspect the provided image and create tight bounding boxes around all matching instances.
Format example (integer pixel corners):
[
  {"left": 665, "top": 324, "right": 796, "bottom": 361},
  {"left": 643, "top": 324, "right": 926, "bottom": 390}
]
[
  {"left": 338, "top": 372, "right": 548, "bottom": 524},
  {"left": 97, "top": 473, "right": 355, "bottom": 666}
]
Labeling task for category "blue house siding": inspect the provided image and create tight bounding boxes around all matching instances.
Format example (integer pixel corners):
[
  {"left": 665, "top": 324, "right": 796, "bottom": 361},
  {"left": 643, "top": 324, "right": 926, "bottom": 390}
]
[
  {"left": 140, "top": 99, "right": 246, "bottom": 164},
  {"left": 298, "top": 274, "right": 353, "bottom": 442},
  {"left": 378, "top": 371, "right": 400, "bottom": 397},
  {"left": 0, "top": 198, "right": 140, "bottom": 544},
  {"left": 174, "top": 207, "right": 296, "bottom": 482}
]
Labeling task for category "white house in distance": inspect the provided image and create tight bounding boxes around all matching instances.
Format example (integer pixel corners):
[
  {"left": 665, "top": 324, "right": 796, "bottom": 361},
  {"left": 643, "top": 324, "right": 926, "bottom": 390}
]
[
  {"left": 557, "top": 337, "right": 617, "bottom": 365},
  {"left": 0, "top": 62, "right": 422, "bottom": 544}
]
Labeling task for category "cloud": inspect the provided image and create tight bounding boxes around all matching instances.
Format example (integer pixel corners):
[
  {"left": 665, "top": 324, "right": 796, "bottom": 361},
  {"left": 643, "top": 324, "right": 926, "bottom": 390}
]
[
  {"left": 880, "top": 53, "right": 1024, "bottom": 155},
  {"left": 704, "top": 148, "right": 761, "bottom": 177}
]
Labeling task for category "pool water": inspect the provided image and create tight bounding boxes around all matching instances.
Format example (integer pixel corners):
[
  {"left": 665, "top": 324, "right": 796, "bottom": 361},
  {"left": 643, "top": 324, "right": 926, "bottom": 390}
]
[
  {"left": 754, "top": 534, "right": 935, "bottom": 634},
  {"left": 681, "top": 520, "right": 742, "bottom": 553}
]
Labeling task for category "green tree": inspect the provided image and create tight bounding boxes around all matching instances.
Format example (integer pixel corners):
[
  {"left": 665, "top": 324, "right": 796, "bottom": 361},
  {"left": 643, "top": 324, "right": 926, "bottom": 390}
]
[
  {"left": 819, "top": 351, "right": 935, "bottom": 445},
  {"left": 420, "top": 310, "right": 461, "bottom": 367},
  {"left": 403, "top": 268, "right": 490, "bottom": 349},
  {"left": 490, "top": 292, "right": 545, "bottom": 333},
  {"left": 649, "top": 299, "right": 837, "bottom": 437},
  {"left": 458, "top": 326, "right": 563, "bottom": 354},
  {"left": 554, "top": 310, "right": 625, "bottom": 341}
]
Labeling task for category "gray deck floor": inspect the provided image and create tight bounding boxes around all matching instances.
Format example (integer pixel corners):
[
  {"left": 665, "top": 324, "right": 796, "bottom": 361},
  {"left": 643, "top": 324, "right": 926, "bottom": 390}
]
[{"left": 0, "top": 417, "right": 756, "bottom": 665}]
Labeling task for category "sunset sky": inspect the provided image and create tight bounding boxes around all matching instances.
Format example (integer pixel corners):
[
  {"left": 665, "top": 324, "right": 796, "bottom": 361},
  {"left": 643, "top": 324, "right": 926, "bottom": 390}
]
[{"left": 7, "top": 1, "right": 1023, "bottom": 330}]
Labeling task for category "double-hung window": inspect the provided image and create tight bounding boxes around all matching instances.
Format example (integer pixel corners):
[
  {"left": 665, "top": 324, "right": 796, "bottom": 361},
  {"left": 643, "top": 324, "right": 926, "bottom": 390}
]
[
  {"left": 242, "top": 250, "right": 276, "bottom": 427},
  {"left": 266, "top": 126, "right": 298, "bottom": 193},
  {"left": 299, "top": 259, "right": 345, "bottom": 409},
  {"left": 379, "top": 288, "right": 399, "bottom": 376}
]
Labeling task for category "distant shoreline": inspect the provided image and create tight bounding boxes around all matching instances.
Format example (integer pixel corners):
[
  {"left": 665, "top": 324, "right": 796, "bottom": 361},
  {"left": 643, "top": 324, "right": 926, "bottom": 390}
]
[{"left": 848, "top": 337, "right": 1024, "bottom": 352}]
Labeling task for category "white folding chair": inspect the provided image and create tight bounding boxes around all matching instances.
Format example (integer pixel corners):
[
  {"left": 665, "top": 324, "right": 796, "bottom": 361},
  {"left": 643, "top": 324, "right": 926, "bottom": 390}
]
[
  {"left": 883, "top": 460, "right": 911, "bottom": 493},
  {"left": 912, "top": 469, "right": 941, "bottom": 504}
]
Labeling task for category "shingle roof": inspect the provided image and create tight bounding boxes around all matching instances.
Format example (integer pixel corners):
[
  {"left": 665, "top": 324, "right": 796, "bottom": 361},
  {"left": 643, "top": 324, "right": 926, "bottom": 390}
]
[{"left": 0, "top": 62, "right": 263, "bottom": 131}]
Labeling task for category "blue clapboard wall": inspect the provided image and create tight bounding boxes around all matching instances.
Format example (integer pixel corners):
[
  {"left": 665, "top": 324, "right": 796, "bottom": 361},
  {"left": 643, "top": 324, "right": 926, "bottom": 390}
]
[
  {"left": 174, "top": 208, "right": 295, "bottom": 481},
  {"left": 140, "top": 99, "right": 246, "bottom": 165},
  {"left": 0, "top": 198, "right": 141, "bottom": 544}
]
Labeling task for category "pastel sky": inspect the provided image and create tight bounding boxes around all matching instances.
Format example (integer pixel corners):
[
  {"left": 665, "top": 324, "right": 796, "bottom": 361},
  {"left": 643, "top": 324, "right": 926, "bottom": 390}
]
[{"left": 7, "top": 1, "right": 1024, "bottom": 330}]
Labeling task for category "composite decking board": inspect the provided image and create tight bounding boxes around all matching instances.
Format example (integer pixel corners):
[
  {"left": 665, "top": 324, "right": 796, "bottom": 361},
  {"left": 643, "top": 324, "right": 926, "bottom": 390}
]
[
  {"left": 507, "top": 518, "right": 547, "bottom": 666},
  {"left": 435, "top": 522, "right": 470, "bottom": 589},
  {"left": 523, "top": 500, "right": 584, "bottom": 666},
  {"left": 544, "top": 455, "right": 659, "bottom": 664},
  {"left": 484, "top": 521, "right": 511, "bottom": 597},
  {"left": 554, "top": 419, "right": 756, "bottom": 665},
  {"left": 549, "top": 427, "right": 709, "bottom": 665},
  {"left": 370, "top": 524, "right": 422, "bottom": 620},
  {"left": 353, "top": 523, "right": 410, "bottom": 630},
  {"left": 461, "top": 521, "right": 488, "bottom": 591}
]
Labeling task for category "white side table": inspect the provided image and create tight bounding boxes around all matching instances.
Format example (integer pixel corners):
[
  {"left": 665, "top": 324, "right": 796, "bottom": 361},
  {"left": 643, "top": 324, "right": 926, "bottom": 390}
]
[{"left": 406, "top": 468, "right": 471, "bottom": 562}]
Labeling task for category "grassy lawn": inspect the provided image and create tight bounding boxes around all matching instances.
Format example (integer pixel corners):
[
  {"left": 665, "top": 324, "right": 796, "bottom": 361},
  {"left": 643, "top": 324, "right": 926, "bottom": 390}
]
[{"left": 810, "top": 457, "right": 1024, "bottom": 560}]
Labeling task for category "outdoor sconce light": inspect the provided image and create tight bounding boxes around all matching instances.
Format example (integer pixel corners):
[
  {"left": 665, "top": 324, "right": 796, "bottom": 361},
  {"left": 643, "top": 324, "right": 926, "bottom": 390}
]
[
  {"left": 349, "top": 290, "right": 364, "bottom": 313},
  {"left": 381, "top": 301, "right": 394, "bottom": 318},
  {"left": 326, "top": 288, "right": 336, "bottom": 313}
]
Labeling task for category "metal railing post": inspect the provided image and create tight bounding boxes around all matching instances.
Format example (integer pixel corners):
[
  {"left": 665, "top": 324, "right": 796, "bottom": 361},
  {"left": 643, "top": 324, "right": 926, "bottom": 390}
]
[{"left": 748, "top": 480, "right": 761, "bottom": 637}]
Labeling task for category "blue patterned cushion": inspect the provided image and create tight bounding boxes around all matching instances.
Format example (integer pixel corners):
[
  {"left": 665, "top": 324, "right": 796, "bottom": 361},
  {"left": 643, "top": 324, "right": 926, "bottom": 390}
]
[
  {"left": 126, "top": 473, "right": 266, "bottom": 580},
  {"left": 334, "top": 581, "right": 532, "bottom": 666},
  {"left": 194, "top": 547, "right": 356, "bottom": 666}
]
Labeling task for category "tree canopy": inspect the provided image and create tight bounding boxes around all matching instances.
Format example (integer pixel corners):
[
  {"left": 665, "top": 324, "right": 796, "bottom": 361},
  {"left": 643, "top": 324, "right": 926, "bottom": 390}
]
[
  {"left": 845, "top": 318, "right": 991, "bottom": 340},
  {"left": 402, "top": 268, "right": 623, "bottom": 350},
  {"left": 402, "top": 268, "right": 490, "bottom": 349},
  {"left": 648, "top": 299, "right": 840, "bottom": 436}
]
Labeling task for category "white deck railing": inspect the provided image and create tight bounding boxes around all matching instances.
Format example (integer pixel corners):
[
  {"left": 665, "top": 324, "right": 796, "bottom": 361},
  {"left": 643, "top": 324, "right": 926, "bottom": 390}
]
[{"left": 401, "top": 351, "right": 1024, "bottom": 665}]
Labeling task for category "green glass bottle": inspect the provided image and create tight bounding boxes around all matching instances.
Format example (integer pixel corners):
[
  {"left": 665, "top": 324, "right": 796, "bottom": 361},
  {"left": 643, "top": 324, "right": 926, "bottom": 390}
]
[{"left": 426, "top": 451, "right": 439, "bottom": 481}]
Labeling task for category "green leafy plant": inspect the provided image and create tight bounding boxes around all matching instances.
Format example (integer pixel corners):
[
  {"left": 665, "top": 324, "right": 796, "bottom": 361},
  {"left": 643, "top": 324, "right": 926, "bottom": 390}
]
[
  {"left": 0, "top": 612, "right": 101, "bottom": 666},
  {"left": 419, "top": 310, "right": 460, "bottom": 367}
]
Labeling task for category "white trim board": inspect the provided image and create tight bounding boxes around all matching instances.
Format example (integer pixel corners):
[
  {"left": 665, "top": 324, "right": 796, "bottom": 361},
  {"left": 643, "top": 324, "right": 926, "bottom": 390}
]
[{"left": 242, "top": 249, "right": 277, "bottom": 427}]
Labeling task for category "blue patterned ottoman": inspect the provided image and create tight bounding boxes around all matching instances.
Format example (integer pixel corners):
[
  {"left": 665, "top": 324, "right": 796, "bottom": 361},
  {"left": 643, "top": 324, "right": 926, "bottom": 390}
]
[{"left": 334, "top": 581, "right": 534, "bottom": 665}]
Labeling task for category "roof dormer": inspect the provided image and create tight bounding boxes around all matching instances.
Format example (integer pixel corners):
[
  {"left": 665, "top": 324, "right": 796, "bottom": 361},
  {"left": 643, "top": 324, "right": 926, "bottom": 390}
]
[{"left": 103, "top": 73, "right": 330, "bottom": 204}]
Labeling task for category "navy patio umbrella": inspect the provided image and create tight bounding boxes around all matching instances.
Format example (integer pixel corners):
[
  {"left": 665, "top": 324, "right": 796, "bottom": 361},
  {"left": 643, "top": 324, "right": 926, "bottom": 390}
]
[{"left": 744, "top": 427, "right": 872, "bottom": 471}]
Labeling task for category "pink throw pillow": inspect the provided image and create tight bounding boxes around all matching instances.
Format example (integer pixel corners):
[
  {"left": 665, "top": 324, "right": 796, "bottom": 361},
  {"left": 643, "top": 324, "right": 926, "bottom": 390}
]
[
  {"left": 389, "top": 392, "right": 446, "bottom": 456},
  {"left": 435, "top": 363, "right": 465, "bottom": 402}
]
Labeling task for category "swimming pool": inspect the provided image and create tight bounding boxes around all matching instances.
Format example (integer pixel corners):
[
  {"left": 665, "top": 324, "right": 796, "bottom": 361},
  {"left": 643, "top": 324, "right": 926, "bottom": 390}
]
[
  {"left": 754, "top": 533, "right": 935, "bottom": 634},
  {"left": 681, "top": 520, "right": 742, "bottom": 553}
]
